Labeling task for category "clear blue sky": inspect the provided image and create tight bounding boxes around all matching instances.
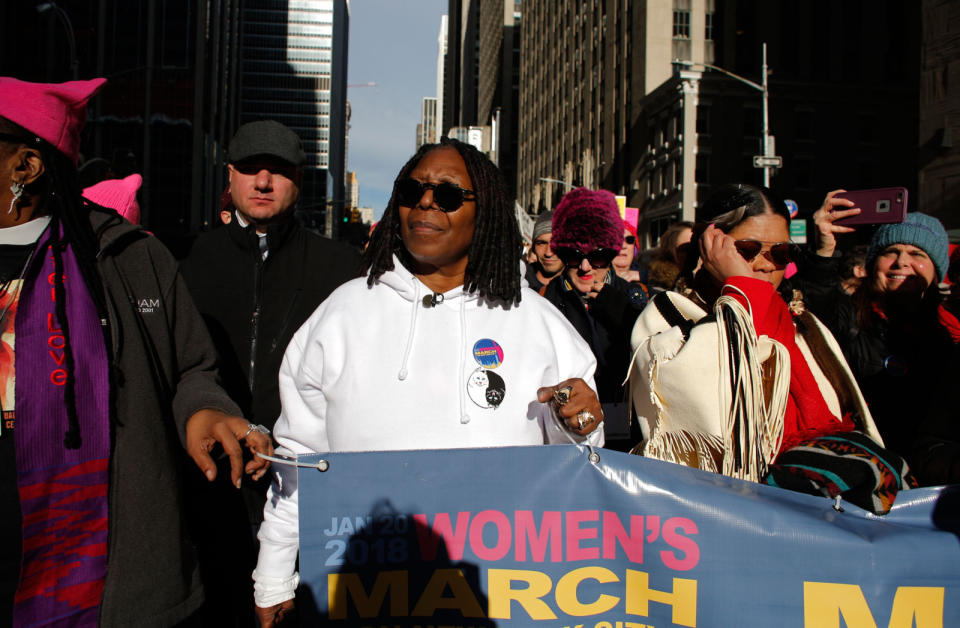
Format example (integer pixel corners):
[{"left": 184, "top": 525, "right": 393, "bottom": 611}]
[{"left": 347, "top": 0, "right": 447, "bottom": 219}]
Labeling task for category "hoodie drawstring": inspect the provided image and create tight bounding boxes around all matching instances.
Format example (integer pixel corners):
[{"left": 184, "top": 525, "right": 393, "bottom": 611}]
[
  {"left": 397, "top": 282, "right": 420, "bottom": 380},
  {"left": 459, "top": 293, "right": 469, "bottom": 424}
]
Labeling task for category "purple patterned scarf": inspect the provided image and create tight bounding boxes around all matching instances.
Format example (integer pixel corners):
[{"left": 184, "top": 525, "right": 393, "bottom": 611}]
[{"left": 13, "top": 223, "right": 110, "bottom": 627}]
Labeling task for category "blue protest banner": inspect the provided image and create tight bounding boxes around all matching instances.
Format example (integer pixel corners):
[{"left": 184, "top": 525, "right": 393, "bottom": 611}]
[{"left": 295, "top": 445, "right": 959, "bottom": 627}]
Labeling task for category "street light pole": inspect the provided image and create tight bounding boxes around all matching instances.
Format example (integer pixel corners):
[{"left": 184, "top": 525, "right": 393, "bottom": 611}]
[
  {"left": 761, "top": 42, "right": 770, "bottom": 187},
  {"left": 674, "top": 43, "right": 778, "bottom": 186}
]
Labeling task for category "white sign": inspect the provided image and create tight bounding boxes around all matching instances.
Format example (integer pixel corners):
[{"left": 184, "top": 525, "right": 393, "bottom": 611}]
[{"left": 753, "top": 155, "right": 783, "bottom": 168}]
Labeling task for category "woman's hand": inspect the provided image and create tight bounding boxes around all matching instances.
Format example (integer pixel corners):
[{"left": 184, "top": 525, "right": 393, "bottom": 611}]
[
  {"left": 699, "top": 224, "right": 753, "bottom": 284},
  {"left": 538, "top": 378, "right": 604, "bottom": 436},
  {"left": 185, "top": 409, "right": 273, "bottom": 488},
  {"left": 586, "top": 276, "right": 606, "bottom": 299},
  {"left": 255, "top": 600, "right": 295, "bottom": 628},
  {"left": 812, "top": 189, "right": 859, "bottom": 258}
]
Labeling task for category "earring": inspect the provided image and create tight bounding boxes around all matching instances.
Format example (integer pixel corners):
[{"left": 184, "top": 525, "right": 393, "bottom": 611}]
[{"left": 8, "top": 181, "right": 24, "bottom": 214}]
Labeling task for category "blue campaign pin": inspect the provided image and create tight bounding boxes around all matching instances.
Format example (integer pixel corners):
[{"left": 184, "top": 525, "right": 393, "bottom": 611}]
[
  {"left": 785, "top": 199, "right": 799, "bottom": 219},
  {"left": 472, "top": 338, "right": 504, "bottom": 369}
]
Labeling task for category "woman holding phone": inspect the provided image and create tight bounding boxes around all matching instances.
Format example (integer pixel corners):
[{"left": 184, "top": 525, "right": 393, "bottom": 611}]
[
  {"left": 627, "top": 184, "right": 911, "bottom": 514},
  {"left": 801, "top": 190, "right": 957, "bottom": 482}
]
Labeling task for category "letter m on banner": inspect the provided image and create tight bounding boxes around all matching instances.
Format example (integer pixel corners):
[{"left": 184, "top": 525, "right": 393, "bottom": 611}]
[{"left": 804, "top": 582, "right": 945, "bottom": 628}]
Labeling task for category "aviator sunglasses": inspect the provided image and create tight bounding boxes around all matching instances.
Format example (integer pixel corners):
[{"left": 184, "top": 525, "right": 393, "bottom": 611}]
[
  {"left": 553, "top": 247, "right": 618, "bottom": 269},
  {"left": 733, "top": 239, "right": 795, "bottom": 267},
  {"left": 397, "top": 178, "right": 476, "bottom": 212}
]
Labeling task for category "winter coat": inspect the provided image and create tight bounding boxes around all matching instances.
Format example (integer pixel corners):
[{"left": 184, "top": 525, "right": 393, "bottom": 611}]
[
  {"left": 91, "top": 208, "right": 243, "bottom": 627},
  {"left": 795, "top": 252, "right": 955, "bottom": 461},
  {"left": 181, "top": 216, "right": 361, "bottom": 434}
]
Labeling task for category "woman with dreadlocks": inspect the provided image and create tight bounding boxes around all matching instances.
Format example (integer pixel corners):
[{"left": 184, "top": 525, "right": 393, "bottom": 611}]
[
  {"left": 253, "top": 138, "right": 603, "bottom": 625},
  {"left": 0, "top": 77, "right": 272, "bottom": 626}
]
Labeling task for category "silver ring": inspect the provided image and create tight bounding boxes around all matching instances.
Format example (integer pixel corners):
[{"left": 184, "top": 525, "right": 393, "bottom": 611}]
[
  {"left": 242, "top": 423, "right": 270, "bottom": 439},
  {"left": 553, "top": 385, "right": 573, "bottom": 406},
  {"left": 576, "top": 410, "right": 595, "bottom": 430}
]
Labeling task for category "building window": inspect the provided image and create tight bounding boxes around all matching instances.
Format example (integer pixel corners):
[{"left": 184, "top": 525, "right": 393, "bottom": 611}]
[
  {"left": 703, "top": 0, "right": 717, "bottom": 41},
  {"left": 704, "top": 0, "right": 716, "bottom": 63},
  {"left": 672, "top": 1, "right": 690, "bottom": 38}
]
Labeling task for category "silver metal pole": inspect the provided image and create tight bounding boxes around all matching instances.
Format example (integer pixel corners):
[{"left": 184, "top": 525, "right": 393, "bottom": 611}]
[{"left": 761, "top": 42, "right": 770, "bottom": 187}]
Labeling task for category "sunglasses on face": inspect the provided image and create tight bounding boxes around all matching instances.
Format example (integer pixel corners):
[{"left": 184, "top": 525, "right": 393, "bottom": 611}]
[
  {"left": 624, "top": 235, "right": 636, "bottom": 245},
  {"left": 733, "top": 239, "right": 794, "bottom": 267},
  {"left": 554, "top": 247, "right": 618, "bottom": 269},
  {"left": 397, "top": 178, "right": 476, "bottom": 212}
]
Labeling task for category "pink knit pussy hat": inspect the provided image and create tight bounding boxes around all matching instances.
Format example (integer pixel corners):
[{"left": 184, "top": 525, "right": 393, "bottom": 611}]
[
  {"left": 551, "top": 187, "right": 624, "bottom": 252},
  {"left": 83, "top": 174, "right": 142, "bottom": 224},
  {"left": 0, "top": 77, "right": 107, "bottom": 165}
]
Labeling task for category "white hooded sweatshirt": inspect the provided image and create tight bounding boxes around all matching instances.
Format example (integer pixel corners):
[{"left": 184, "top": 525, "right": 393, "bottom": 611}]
[{"left": 254, "top": 257, "right": 601, "bottom": 605}]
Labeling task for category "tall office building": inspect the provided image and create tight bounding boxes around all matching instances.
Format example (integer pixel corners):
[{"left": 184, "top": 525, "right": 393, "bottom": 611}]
[
  {"left": 919, "top": 0, "right": 960, "bottom": 229},
  {"left": 445, "top": 0, "right": 480, "bottom": 133},
  {"left": 478, "top": 0, "right": 521, "bottom": 191},
  {"left": 517, "top": 0, "right": 685, "bottom": 214},
  {"left": 518, "top": 0, "right": 921, "bottom": 246},
  {"left": 240, "top": 0, "right": 349, "bottom": 236},
  {"left": 418, "top": 97, "right": 439, "bottom": 149},
  {"left": 437, "top": 15, "right": 448, "bottom": 137}
]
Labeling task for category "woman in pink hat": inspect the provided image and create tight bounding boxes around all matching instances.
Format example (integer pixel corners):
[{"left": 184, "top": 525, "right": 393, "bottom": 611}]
[{"left": 0, "top": 77, "right": 272, "bottom": 626}]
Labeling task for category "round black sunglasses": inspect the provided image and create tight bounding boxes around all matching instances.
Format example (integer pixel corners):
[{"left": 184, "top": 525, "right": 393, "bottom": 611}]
[
  {"left": 553, "top": 247, "right": 618, "bottom": 269},
  {"left": 397, "top": 178, "right": 476, "bottom": 213}
]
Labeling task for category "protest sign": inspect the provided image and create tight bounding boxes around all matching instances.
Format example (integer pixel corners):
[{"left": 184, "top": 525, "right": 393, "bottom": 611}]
[{"left": 296, "top": 445, "right": 959, "bottom": 627}]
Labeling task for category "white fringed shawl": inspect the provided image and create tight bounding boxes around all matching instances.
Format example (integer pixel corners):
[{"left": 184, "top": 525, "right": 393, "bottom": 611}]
[{"left": 626, "top": 291, "right": 790, "bottom": 482}]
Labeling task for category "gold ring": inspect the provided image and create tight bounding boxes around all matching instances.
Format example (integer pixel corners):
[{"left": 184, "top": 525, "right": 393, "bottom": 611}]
[
  {"left": 576, "top": 410, "right": 595, "bottom": 430},
  {"left": 553, "top": 385, "right": 573, "bottom": 406}
]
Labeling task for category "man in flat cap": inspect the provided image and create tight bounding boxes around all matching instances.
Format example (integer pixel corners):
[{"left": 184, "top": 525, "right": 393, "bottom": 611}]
[{"left": 181, "top": 120, "right": 359, "bottom": 625}]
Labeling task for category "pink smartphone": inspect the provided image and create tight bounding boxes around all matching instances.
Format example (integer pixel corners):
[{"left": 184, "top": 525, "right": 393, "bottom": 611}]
[{"left": 833, "top": 187, "right": 908, "bottom": 226}]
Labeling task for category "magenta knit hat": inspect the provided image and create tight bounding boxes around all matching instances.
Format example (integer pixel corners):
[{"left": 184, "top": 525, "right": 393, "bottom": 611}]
[
  {"left": 0, "top": 77, "right": 106, "bottom": 165},
  {"left": 551, "top": 187, "right": 624, "bottom": 251},
  {"left": 83, "top": 174, "right": 142, "bottom": 224}
]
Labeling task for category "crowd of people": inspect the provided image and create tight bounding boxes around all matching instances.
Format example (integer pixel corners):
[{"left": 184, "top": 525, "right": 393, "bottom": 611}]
[{"left": 0, "top": 76, "right": 957, "bottom": 627}]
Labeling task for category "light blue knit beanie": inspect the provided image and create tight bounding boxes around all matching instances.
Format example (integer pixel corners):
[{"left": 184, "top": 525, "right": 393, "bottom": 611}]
[{"left": 866, "top": 212, "right": 949, "bottom": 281}]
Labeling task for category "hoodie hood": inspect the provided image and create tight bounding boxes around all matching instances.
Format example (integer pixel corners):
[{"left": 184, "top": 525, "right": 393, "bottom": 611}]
[{"left": 373, "top": 254, "right": 475, "bottom": 305}]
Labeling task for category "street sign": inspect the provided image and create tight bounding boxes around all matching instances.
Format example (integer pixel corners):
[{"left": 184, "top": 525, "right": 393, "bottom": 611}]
[
  {"left": 753, "top": 155, "right": 783, "bottom": 168},
  {"left": 784, "top": 199, "right": 799, "bottom": 218},
  {"left": 790, "top": 218, "right": 807, "bottom": 244}
]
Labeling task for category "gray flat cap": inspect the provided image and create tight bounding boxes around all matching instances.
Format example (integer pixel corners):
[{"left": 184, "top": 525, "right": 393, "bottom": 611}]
[{"left": 228, "top": 120, "right": 306, "bottom": 166}]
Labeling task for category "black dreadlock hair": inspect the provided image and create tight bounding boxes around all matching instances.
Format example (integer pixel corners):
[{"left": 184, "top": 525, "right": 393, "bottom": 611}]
[
  {"left": 361, "top": 137, "right": 523, "bottom": 305},
  {"left": 0, "top": 117, "right": 111, "bottom": 449}
]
